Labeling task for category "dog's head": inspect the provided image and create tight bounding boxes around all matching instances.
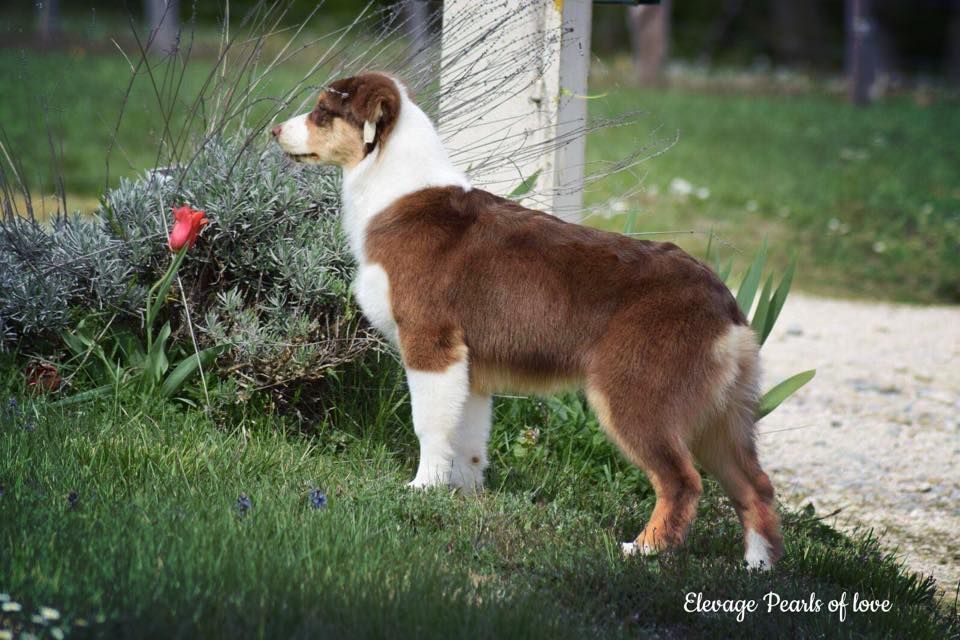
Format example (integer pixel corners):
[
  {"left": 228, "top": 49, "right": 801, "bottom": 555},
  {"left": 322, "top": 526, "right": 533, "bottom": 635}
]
[{"left": 271, "top": 72, "right": 402, "bottom": 167}]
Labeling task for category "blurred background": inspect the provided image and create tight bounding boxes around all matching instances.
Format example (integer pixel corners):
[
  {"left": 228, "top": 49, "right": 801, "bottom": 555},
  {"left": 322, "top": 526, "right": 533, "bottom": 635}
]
[{"left": 0, "top": 0, "right": 958, "bottom": 302}]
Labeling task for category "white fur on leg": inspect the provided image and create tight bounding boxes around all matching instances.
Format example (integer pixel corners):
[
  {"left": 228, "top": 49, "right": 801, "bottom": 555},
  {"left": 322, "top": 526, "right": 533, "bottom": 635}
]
[
  {"left": 621, "top": 541, "right": 656, "bottom": 558},
  {"left": 744, "top": 529, "right": 774, "bottom": 571},
  {"left": 449, "top": 393, "right": 492, "bottom": 494},
  {"left": 406, "top": 356, "right": 470, "bottom": 489}
]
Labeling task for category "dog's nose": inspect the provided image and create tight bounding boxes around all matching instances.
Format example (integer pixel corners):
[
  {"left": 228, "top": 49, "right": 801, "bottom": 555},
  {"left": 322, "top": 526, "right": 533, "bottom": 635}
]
[{"left": 270, "top": 125, "right": 282, "bottom": 137}]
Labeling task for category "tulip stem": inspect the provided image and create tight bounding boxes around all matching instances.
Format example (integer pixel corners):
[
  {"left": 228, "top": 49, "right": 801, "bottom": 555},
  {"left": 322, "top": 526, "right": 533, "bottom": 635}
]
[{"left": 145, "top": 247, "right": 189, "bottom": 356}]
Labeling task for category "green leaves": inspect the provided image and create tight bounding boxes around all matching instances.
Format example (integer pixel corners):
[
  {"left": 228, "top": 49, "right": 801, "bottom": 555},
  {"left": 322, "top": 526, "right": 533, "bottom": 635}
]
[
  {"left": 508, "top": 169, "right": 542, "bottom": 199},
  {"left": 708, "top": 235, "right": 812, "bottom": 420},
  {"left": 735, "top": 239, "right": 768, "bottom": 316},
  {"left": 144, "top": 322, "right": 172, "bottom": 387},
  {"left": 762, "top": 256, "right": 796, "bottom": 345},
  {"left": 717, "top": 239, "right": 798, "bottom": 348},
  {"left": 160, "top": 344, "right": 227, "bottom": 398},
  {"left": 749, "top": 274, "right": 775, "bottom": 340},
  {"left": 758, "top": 369, "right": 816, "bottom": 419},
  {"left": 59, "top": 244, "right": 220, "bottom": 404},
  {"left": 58, "top": 313, "right": 224, "bottom": 405}
]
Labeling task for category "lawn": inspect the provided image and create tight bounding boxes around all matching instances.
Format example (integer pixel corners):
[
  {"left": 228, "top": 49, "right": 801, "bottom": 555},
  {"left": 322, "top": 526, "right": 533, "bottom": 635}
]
[
  {"left": 2, "top": 360, "right": 956, "bottom": 639},
  {"left": 2, "top": 16, "right": 959, "bottom": 640},
  {"left": 585, "top": 79, "right": 960, "bottom": 303}
]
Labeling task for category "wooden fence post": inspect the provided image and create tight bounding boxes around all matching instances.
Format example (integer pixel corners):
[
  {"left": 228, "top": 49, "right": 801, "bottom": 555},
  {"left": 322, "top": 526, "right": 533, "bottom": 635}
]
[{"left": 440, "top": 0, "right": 593, "bottom": 222}]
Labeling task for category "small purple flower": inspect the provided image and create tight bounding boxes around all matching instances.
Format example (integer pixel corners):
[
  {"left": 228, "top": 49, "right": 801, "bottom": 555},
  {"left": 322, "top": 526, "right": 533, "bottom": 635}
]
[
  {"left": 67, "top": 491, "right": 79, "bottom": 509},
  {"left": 4, "top": 397, "right": 20, "bottom": 425},
  {"left": 22, "top": 420, "right": 36, "bottom": 432},
  {"left": 236, "top": 493, "right": 252, "bottom": 516},
  {"left": 309, "top": 488, "right": 327, "bottom": 510}
]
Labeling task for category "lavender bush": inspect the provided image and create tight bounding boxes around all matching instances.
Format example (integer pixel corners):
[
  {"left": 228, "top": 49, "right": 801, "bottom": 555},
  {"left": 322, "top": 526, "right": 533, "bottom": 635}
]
[{"left": 0, "top": 133, "right": 378, "bottom": 393}]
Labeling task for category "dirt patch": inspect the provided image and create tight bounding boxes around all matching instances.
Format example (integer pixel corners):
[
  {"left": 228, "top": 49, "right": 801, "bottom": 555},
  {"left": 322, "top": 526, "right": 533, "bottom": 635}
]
[{"left": 758, "top": 293, "right": 960, "bottom": 593}]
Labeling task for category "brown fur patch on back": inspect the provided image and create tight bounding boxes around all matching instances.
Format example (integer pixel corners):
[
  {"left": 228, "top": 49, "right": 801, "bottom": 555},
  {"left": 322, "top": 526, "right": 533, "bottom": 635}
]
[{"left": 365, "top": 186, "right": 745, "bottom": 392}]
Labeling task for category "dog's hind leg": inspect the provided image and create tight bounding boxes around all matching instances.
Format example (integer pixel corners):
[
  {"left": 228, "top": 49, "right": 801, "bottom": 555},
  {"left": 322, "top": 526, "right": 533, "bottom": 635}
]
[
  {"left": 586, "top": 382, "right": 703, "bottom": 556},
  {"left": 694, "top": 325, "right": 783, "bottom": 569},
  {"left": 694, "top": 419, "right": 783, "bottom": 570}
]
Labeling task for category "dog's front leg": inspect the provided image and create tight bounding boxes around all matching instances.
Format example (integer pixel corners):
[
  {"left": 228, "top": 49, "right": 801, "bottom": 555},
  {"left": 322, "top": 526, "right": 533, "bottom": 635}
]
[
  {"left": 449, "top": 393, "right": 492, "bottom": 494},
  {"left": 403, "top": 342, "right": 470, "bottom": 489}
]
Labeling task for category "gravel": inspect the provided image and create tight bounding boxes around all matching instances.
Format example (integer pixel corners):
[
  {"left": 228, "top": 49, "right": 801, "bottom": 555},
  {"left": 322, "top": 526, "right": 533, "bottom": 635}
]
[{"left": 758, "top": 292, "right": 960, "bottom": 593}]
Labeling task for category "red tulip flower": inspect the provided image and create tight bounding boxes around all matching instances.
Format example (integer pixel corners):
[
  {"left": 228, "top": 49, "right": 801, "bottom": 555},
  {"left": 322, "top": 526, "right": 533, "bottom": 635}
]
[{"left": 168, "top": 205, "right": 209, "bottom": 251}]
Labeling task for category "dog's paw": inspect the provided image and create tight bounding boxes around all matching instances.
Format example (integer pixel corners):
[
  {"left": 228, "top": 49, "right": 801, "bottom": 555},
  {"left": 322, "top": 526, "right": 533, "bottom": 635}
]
[
  {"left": 449, "top": 459, "right": 485, "bottom": 496},
  {"left": 621, "top": 541, "right": 656, "bottom": 558},
  {"left": 407, "top": 478, "right": 438, "bottom": 490},
  {"left": 744, "top": 530, "right": 775, "bottom": 571}
]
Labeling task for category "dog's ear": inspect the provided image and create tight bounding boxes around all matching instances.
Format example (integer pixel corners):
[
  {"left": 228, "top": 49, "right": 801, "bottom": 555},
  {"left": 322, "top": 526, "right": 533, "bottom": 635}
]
[{"left": 353, "top": 76, "right": 401, "bottom": 152}]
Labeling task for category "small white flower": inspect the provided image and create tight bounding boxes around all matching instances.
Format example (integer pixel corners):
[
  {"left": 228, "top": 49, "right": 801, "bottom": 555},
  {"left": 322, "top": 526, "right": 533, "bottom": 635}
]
[
  {"left": 745, "top": 200, "right": 759, "bottom": 212},
  {"left": 40, "top": 606, "right": 61, "bottom": 621},
  {"left": 872, "top": 241, "right": 887, "bottom": 253},
  {"left": 31, "top": 614, "right": 45, "bottom": 625},
  {"left": 0, "top": 631, "right": 12, "bottom": 640},
  {"left": 668, "top": 177, "right": 694, "bottom": 197},
  {"left": 609, "top": 198, "right": 629, "bottom": 213},
  {"left": 1, "top": 601, "right": 21, "bottom": 612},
  {"left": 839, "top": 147, "right": 869, "bottom": 161},
  {"left": 0, "top": 593, "right": 9, "bottom": 602},
  {"left": 828, "top": 218, "right": 841, "bottom": 231},
  {"left": 695, "top": 186, "right": 711, "bottom": 200},
  {"left": 51, "top": 628, "right": 65, "bottom": 640}
]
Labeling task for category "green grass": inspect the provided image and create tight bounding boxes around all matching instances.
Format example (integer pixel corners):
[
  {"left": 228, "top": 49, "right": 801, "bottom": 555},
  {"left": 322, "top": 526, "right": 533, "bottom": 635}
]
[
  {"left": 1, "top": 360, "right": 956, "bottom": 639},
  {"left": 0, "top": 47, "right": 313, "bottom": 200},
  {"left": 586, "top": 82, "right": 960, "bottom": 303}
]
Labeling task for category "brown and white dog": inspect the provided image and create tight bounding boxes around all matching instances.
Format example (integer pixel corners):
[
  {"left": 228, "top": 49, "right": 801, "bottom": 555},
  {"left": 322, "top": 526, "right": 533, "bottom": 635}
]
[{"left": 272, "top": 72, "right": 783, "bottom": 569}]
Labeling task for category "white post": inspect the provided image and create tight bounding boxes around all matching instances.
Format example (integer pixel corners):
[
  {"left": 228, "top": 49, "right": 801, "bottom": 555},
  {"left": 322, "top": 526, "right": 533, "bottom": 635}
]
[
  {"left": 554, "top": 0, "right": 593, "bottom": 221},
  {"left": 439, "top": 0, "right": 592, "bottom": 222}
]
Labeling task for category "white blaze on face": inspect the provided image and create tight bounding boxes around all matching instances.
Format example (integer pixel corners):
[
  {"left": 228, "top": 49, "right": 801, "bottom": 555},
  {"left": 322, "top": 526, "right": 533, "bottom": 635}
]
[{"left": 275, "top": 113, "right": 312, "bottom": 156}]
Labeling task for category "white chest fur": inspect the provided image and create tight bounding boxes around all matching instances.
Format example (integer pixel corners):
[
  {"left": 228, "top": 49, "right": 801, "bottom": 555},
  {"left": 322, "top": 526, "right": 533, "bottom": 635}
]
[
  {"left": 353, "top": 263, "right": 398, "bottom": 344},
  {"left": 341, "top": 80, "right": 470, "bottom": 349}
]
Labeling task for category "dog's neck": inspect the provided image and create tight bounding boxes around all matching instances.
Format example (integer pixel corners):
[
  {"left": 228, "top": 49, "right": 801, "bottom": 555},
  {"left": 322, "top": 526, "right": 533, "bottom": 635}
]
[{"left": 340, "top": 92, "right": 470, "bottom": 263}]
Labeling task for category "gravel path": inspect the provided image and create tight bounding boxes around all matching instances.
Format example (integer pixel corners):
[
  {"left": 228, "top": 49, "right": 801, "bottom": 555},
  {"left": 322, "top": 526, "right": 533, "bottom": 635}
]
[{"left": 758, "top": 293, "right": 960, "bottom": 593}]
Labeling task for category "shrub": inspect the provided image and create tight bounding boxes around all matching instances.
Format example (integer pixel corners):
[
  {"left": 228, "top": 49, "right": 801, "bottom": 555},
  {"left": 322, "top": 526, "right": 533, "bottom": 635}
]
[
  {"left": 0, "top": 211, "right": 133, "bottom": 346},
  {"left": 0, "top": 132, "right": 379, "bottom": 395}
]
